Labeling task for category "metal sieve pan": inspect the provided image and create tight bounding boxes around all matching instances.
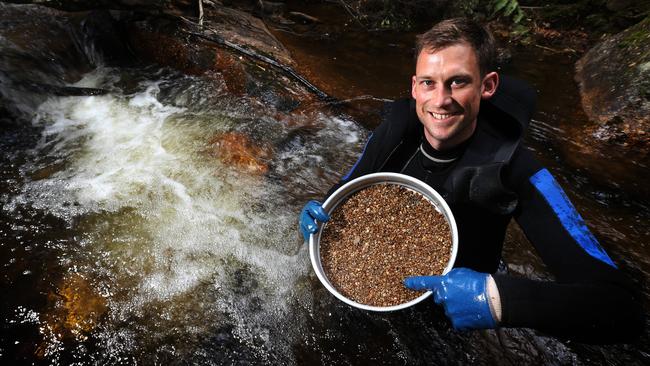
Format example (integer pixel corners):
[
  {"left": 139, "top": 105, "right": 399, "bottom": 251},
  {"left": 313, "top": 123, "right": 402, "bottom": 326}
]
[{"left": 309, "top": 172, "right": 459, "bottom": 312}]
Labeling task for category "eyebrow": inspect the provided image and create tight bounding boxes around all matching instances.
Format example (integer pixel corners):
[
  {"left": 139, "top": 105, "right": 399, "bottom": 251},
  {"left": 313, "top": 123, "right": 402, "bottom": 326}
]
[{"left": 415, "top": 73, "right": 474, "bottom": 81}]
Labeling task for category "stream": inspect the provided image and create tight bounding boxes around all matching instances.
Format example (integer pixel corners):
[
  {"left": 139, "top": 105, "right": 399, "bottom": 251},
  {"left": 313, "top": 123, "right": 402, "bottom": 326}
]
[{"left": 1, "top": 2, "right": 649, "bottom": 365}]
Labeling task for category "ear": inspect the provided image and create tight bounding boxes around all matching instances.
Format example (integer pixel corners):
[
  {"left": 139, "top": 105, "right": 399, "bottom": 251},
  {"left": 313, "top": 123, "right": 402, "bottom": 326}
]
[
  {"left": 481, "top": 72, "right": 499, "bottom": 99},
  {"left": 411, "top": 75, "right": 417, "bottom": 100}
]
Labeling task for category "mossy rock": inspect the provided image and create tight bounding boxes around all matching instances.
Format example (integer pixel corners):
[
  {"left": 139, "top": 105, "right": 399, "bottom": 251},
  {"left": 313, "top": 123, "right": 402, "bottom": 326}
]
[{"left": 575, "top": 16, "right": 650, "bottom": 148}]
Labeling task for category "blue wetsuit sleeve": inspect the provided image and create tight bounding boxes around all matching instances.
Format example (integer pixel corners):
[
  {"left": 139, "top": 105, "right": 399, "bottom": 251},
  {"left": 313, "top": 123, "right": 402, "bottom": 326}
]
[{"left": 495, "top": 148, "right": 643, "bottom": 342}]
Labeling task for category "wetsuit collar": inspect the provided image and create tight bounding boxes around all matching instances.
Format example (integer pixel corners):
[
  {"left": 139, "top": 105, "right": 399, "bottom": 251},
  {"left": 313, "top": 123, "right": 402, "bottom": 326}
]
[
  {"left": 419, "top": 132, "right": 473, "bottom": 164},
  {"left": 419, "top": 144, "right": 457, "bottom": 163}
]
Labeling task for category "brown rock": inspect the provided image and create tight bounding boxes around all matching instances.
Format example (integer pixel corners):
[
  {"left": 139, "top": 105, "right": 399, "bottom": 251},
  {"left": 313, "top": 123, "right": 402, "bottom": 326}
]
[
  {"left": 575, "top": 17, "right": 650, "bottom": 148},
  {"left": 125, "top": 5, "right": 320, "bottom": 107},
  {"left": 126, "top": 17, "right": 247, "bottom": 94},
  {"left": 0, "top": 3, "right": 93, "bottom": 83},
  {"left": 201, "top": 4, "right": 295, "bottom": 67},
  {"left": 209, "top": 132, "right": 272, "bottom": 174},
  {"left": 42, "top": 274, "right": 107, "bottom": 344}
]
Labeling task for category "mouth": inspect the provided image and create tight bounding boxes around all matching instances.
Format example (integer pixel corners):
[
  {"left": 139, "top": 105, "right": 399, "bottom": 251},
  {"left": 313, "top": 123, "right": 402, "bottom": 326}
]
[{"left": 428, "top": 111, "right": 459, "bottom": 120}]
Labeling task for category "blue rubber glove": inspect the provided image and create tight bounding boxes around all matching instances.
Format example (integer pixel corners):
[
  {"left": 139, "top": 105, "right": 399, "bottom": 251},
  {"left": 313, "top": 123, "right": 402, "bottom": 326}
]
[
  {"left": 299, "top": 200, "right": 329, "bottom": 241},
  {"left": 404, "top": 268, "right": 497, "bottom": 330}
]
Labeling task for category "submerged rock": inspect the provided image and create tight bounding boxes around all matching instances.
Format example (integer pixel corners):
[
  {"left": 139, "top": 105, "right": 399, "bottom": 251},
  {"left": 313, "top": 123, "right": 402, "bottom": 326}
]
[
  {"left": 209, "top": 132, "right": 272, "bottom": 175},
  {"left": 42, "top": 274, "right": 107, "bottom": 344},
  {"left": 575, "top": 16, "right": 650, "bottom": 148}
]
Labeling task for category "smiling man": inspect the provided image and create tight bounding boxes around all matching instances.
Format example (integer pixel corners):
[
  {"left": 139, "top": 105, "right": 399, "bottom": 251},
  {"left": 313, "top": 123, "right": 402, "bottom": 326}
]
[
  {"left": 299, "top": 18, "right": 642, "bottom": 342},
  {"left": 412, "top": 42, "right": 497, "bottom": 151}
]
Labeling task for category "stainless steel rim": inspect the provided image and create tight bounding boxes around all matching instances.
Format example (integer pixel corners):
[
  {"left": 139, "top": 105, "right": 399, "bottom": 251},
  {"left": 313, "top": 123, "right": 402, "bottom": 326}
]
[{"left": 309, "top": 172, "right": 459, "bottom": 312}]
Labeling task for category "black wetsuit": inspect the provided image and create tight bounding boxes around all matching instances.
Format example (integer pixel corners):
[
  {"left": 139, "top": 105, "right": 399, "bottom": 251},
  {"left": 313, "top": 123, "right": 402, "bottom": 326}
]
[{"left": 325, "top": 76, "right": 643, "bottom": 342}]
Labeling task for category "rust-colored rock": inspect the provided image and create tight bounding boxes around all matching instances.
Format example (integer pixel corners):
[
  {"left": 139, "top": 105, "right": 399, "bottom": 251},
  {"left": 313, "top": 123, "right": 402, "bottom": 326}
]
[
  {"left": 209, "top": 132, "right": 272, "bottom": 174},
  {"left": 127, "top": 17, "right": 249, "bottom": 94},
  {"left": 125, "top": 6, "right": 319, "bottom": 106},
  {"left": 42, "top": 273, "right": 107, "bottom": 343}
]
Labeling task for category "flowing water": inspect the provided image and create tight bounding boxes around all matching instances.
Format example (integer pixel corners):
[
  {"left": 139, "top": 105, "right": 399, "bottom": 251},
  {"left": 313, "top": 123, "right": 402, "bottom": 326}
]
[{"left": 1, "top": 2, "right": 649, "bottom": 365}]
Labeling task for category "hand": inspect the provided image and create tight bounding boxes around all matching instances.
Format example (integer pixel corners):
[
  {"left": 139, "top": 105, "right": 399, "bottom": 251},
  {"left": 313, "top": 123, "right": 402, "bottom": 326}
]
[
  {"left": 404, "top": 268, "right": 499, "bottom": 330},
  {"left": 299, "top": 200, "right": 329, "bottom": 241}
]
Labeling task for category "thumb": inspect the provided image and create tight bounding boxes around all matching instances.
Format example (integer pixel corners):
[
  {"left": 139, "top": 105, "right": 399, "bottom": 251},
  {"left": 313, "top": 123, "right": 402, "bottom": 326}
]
[
  {"left": 307, "top": 200, "right": 329, "bottom": 222},
  {"left": 403, "top": 275, "right": 444, "bottom": 291}
]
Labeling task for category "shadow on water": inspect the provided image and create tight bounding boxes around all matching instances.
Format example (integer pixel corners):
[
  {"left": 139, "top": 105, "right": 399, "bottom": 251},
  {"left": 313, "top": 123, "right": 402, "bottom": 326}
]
[{"left": 1, "top": 1, "right": 649, "bottom": 365}]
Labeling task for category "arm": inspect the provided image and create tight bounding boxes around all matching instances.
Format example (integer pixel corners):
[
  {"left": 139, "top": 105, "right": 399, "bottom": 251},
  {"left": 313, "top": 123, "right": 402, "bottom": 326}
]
[
  {"left": 495, "top": 149, "right": 643, "bottom": 342},
  {"left": 323, "top": 99, "right": 412, "bottom": 198},
  {"left": 299, "top": 99, "right": 409, "bottom": 239},
  {"left": 405, "top": 149, "right": 643, "bottom": 341}
]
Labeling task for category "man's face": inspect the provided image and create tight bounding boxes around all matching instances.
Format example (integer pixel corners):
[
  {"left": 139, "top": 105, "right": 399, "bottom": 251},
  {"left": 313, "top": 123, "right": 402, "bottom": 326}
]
[{"left": 411, "top": 43, "right": 498, "bottom": 150}]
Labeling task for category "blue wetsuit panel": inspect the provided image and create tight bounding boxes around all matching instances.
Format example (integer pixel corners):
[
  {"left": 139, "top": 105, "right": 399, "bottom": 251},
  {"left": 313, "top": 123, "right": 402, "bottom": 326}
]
[
  {"left": 529, "top": 168, "right": 617, "bottom": 268},
  {"left": 341, "top": 133, "right": 373, "bottom": 181}
]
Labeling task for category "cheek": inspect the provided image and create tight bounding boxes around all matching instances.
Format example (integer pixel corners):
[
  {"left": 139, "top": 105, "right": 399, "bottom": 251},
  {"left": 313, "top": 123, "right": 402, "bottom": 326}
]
[
  {"left": 414, "top": 89, "right": 432, "bottom": 104},
  {"left": 457, "top": 90, "right": 481, "bottom": 109}
]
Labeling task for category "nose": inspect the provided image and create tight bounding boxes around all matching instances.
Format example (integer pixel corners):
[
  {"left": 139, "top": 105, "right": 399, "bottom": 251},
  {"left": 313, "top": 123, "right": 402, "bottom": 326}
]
[{"left": 431, "top": 85, "right": 452, "bottom": 108}]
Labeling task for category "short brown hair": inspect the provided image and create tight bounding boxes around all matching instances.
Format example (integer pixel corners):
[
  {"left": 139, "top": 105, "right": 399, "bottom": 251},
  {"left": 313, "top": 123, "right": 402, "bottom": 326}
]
[{"left": 415, "top": 18, "right": 496, "bottom": 76}]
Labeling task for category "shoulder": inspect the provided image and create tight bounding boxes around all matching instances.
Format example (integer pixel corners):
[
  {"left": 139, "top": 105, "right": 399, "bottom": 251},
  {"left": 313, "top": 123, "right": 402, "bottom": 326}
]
[
  {"left": 484, "top": 75, "right": 537, "bottom": 132},
  {"left": 494, "top": 75, "right": 537, "bottom": 124},
  {"left": 503, "top": 146, "right": 544, "bottom": 188}
]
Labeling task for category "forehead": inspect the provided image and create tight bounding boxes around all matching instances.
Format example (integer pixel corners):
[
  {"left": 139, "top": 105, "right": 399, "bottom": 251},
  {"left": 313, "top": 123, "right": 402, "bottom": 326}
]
[{"left": 415, "top": 43, "right": 480, "bottom": 76}]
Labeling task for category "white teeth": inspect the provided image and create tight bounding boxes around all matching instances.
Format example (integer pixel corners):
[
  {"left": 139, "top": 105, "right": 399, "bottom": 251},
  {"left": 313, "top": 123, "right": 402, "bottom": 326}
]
[{"left": 430, "top": 112, "right": 452, "bottom": 120}]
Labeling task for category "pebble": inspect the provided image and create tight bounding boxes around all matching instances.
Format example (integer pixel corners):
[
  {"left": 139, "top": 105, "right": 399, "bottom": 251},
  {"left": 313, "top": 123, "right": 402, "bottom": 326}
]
[{"left": 320, "top": 183, "right": 452, "bottom": 307}]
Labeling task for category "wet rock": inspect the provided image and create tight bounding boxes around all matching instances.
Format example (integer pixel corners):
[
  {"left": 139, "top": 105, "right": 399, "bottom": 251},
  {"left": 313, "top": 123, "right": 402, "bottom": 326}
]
[
  {"left": 199, "top": 4, "right": 294, "bottom": 67},
  {"left": 209, "top": 132, "right": 272, "bottom": 174},
  {"left": 42, "top": 273, "right": 107, "bottom": 343},
  {"left": 606, "top": 0, "right": 637, "bottom": 12},
  {"left": 254, "top": 0, "right": 286, "bottom": 18},
  {"left": 126, "top": 16, "right": 248, "bottom": 95},
  {"left": 3, "top": 0, "right": 175, "bottom": 12},
  {"left": 80, "top": 9, "right": 136, "bottom": 66},
  {"left": 575, "top": 17, "right": 650, "bottom": 148},
  {"left": 125, "top": 4, "right": 323, "bottom": 106},
  {"left": 0, "top": 3, "right": 93, "bottom": 83},
  {"left": 0, "top": 3, "right": 135, "bottom": 94},
  {"left": 287, "top": 11, "right": 322, "bottom": 25}
]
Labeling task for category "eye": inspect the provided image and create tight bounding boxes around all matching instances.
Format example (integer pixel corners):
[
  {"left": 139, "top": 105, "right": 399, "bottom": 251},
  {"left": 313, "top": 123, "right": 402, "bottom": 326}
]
[
  {"left": 420, "top": 80, "right": 434, "bottom": 89},
  {"left": 450, "top": 78, "right": 469, "bottom": 88}
]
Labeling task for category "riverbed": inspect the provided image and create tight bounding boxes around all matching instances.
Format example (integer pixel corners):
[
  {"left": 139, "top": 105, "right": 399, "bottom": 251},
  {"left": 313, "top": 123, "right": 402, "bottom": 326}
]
[{"left": 1, "top": 2, "right": 649, "bottom": 365}]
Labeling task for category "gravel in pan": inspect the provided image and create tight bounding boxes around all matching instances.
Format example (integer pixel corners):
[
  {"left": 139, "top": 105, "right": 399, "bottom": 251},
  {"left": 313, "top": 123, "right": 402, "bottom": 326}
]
[{"left": 320, "top": 183, "right": 452, "bottom": 307}]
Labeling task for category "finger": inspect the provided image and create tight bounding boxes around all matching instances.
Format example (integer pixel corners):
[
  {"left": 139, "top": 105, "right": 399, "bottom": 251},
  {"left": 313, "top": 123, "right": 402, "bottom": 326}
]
[
  {"left": 299, "top": 209, "right": 317, "bottom": 229},
  {"left": 300, "top": 222, "right": 310, "bottom": 241},
  {"left": 403, "top": 275, "right": 444, "bottom": 291},
  {"left": 300, "top": 220, "right": 317, "bottom": 241},
  {"left": 450, "top": 314, "right": 473, "bottom": 331},
  {"left": 307, "top": 201, "right": 329, "bottom": 222},
  {"left": 451, "top": 319, "right": 468, "bottom": 331},
  {"left": 432, "top": 286, "right": 445, "bottom": 304}
]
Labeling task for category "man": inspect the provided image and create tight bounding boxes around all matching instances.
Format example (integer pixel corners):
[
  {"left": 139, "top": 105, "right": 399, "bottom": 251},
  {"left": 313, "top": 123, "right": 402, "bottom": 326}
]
[{"left": 299, "top": 18, "right": 642, "bottom": 342}]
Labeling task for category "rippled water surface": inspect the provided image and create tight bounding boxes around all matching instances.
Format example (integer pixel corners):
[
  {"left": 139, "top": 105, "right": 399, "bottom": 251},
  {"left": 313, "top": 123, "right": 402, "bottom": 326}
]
[{"left": 1, "top": 2, "right": 649, "bottom": 365}]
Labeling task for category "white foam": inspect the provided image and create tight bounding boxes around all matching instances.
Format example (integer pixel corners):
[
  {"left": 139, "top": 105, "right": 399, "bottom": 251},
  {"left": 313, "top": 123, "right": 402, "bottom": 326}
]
[{"left": 9, "top": 67, "right": 366, "bottom": 362}]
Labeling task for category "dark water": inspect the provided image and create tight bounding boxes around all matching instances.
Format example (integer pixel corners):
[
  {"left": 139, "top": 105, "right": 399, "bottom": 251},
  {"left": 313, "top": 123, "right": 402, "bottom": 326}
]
[{"left": 1, "top": 2, "right": 649, "bottom": 365}]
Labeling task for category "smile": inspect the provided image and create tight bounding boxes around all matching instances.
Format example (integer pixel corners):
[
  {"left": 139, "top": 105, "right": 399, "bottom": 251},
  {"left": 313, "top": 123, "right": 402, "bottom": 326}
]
[{"left": 429, "top": 112, "right": 456, "bottom": 120}]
